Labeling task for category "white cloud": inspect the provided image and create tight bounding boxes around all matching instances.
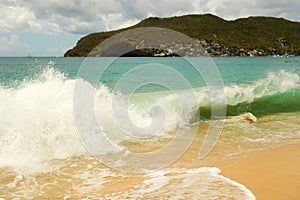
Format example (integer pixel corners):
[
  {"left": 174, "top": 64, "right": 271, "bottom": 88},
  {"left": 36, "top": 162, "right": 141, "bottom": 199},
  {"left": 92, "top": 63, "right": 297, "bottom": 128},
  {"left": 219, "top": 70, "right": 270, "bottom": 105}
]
[
  {"left": 0, "top": 0, "right": 299, "bottom": 36},
  {"left": 0, "top": 5, "right": 38, "bottom": 32},
  {"left": 0, "top": 34, "right": 33, "bottom": 56},
  {"left": 100, "top": 13, "right": 139, "bottom": 30},
  {"left": 199, "top": 0, "right": 300, "bottom": 21},
  {"left": 18, "top": 0, "right": 122, "bottom": 34},
  {"left": 0, "top": 0, "right": 193, "bottom": 34}
]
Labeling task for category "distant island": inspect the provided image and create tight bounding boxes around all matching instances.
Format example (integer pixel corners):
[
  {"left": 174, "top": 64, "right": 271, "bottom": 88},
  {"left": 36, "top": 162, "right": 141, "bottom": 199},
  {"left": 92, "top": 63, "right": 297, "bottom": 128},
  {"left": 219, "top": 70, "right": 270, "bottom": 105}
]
[{"left": 64, "top": 14, "right": 300, "bottom": 57}]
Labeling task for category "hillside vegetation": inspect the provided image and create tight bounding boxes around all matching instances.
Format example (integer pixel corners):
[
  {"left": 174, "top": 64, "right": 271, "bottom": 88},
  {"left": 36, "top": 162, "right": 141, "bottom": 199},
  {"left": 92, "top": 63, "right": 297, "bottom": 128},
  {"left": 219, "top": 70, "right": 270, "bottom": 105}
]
[{"left": 64, "top": 14, "right": 300, "bottom": 57}]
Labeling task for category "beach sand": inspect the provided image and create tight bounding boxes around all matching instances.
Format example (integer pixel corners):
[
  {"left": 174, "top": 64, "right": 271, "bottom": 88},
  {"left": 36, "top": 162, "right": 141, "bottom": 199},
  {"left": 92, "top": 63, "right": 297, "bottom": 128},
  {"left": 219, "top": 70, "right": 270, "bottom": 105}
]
[
  {"left": 211, "top": 142, "right": 300, "bottom": 200},
  {"left": 1, "top": 121, "right": 299, "bottom": 199}
]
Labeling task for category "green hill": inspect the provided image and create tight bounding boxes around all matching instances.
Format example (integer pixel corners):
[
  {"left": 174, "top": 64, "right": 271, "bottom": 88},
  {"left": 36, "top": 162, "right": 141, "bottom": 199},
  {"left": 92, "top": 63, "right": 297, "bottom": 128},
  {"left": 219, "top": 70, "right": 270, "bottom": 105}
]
[{"left": 64, "top": 14, "right": 300, "bottom": 57}]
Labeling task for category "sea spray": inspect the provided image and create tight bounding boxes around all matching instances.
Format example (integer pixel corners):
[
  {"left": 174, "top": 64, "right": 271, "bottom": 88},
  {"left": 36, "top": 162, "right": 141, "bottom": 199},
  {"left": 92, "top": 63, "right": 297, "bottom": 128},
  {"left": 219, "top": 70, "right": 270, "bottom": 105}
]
[
  {"left": 199, "top": 70, "right": 300, "bottom": 118},
  {"left": 0, "top": 68, "right": 84, "bottom": 172},
  {"left": 0, "top": 68, "right": 200, "bottom": 171},
  {"left": 0, "top": 67, "right": 299, "bottom": 171}
]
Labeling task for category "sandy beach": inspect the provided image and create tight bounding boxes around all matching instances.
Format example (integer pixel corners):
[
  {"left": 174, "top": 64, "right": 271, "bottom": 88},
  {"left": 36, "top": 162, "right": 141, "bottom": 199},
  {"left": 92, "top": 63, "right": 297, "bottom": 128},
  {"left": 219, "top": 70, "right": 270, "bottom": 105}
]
[{"left": 212, "top": 142, "right": 300, "bottom": 200}]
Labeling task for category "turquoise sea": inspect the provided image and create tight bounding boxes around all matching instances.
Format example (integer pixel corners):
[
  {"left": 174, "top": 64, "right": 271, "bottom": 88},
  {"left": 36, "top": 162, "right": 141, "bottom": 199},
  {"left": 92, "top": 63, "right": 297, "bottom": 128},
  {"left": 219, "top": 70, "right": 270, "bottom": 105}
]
[
  {"left": 1, "top": 56, "right": 300, "bottom": 199},
  {"left": 1, "top": 56, "right": 300, "bottom": 116}
]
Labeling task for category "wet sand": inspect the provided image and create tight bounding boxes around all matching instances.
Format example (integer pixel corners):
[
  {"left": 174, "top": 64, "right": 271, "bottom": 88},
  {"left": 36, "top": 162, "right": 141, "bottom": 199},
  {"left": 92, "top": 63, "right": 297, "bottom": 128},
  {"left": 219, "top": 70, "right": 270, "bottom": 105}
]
[{"left": 213, "top": 142, "right": 300, "bottom": 200}]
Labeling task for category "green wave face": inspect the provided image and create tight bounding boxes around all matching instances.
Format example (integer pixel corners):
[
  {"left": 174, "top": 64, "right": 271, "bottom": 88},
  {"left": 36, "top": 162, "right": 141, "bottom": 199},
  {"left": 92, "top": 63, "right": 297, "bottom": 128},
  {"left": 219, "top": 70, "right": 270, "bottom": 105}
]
[
  {"left": 198, "top": 70, "right": 300, "bottom": 119},
  {"left": 226, "top": 89, "right": 300, "bottom": 116}
]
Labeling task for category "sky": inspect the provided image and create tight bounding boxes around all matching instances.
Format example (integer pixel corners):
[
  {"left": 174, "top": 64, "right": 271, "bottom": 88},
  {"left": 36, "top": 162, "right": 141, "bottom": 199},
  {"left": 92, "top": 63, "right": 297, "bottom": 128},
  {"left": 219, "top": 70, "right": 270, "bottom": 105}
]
[{"left": 0, "top": 0, "right": 299, "bottom": 57}]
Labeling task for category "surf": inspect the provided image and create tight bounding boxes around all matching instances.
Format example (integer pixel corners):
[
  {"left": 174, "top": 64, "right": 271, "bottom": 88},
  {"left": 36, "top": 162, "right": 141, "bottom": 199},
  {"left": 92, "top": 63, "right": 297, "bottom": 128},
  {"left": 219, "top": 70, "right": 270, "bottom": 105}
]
[
  {"left": 199, "top": 70, "right": 300, "bottom": 118},
  {"left": 0, "top": 67, "right": 299, "bottom": 171}
]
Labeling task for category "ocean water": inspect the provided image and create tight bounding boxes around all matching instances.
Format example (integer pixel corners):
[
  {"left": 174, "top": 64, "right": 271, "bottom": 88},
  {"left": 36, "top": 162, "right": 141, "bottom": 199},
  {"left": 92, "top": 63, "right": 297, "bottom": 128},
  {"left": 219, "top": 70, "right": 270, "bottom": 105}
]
[{"left": 1, "top": 56, "right": 300, "bottom": 199}]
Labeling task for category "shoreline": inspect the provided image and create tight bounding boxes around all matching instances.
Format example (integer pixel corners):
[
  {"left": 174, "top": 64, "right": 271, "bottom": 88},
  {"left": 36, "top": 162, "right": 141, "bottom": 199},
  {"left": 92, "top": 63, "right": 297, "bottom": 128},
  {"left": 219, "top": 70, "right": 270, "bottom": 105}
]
[{"left": 210, "top": 142, "right": 300, "bottom": 200}]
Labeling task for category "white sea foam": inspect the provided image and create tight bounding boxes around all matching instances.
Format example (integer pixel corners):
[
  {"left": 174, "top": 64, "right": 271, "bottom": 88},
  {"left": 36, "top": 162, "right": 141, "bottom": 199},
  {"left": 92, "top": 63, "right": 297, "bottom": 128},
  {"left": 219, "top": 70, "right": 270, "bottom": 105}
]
[
  {"left": 0, "top": 68, "right": 299, "bottom": 172},
  {"left": 0, "top": 68, "right": 199, "bottom": 172},
  {"left": 104, "top": 167, "right": 256, "bottom": 199},
  {"left": 225, "top": 70, "right": 299, "bottom": 105},
  {"left": 0, "top": 68, "right": 85, "bottom": 172},
  {"left": 4, "top": 167, "right": 255, "bottom": 199}
]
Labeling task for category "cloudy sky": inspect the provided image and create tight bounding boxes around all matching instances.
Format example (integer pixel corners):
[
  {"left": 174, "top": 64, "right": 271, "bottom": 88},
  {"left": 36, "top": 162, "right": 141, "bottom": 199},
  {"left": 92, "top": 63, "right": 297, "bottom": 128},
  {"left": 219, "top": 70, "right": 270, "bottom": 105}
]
[{"left": 1, "top": 0, "right": 299, "bottom": 56}]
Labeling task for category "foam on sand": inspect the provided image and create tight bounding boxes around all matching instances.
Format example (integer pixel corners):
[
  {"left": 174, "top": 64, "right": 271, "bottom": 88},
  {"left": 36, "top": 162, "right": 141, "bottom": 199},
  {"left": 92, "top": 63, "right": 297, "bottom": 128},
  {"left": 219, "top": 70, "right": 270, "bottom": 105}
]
[{"left": 105, "top": 167, "right": 256, "bottom": 199}]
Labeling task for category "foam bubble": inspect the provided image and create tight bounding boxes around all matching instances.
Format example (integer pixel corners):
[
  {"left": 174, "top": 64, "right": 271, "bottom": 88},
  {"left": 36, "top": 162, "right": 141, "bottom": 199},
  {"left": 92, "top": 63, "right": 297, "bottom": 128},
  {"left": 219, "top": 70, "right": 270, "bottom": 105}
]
[
  {"left": 0, "top": 68, "right": 200, "bottom": 172},
  {"left": 0, "top": 68, "right": 85, "bottom": 172},
  {"left": 0, "top": 68, "right": 299, "bottom": 173},
  {"left": 105, "top": 167, "right": 256, "bottom": 199},
  {"left": 225, "top": 70, "right": 299, "bottom": 106}
]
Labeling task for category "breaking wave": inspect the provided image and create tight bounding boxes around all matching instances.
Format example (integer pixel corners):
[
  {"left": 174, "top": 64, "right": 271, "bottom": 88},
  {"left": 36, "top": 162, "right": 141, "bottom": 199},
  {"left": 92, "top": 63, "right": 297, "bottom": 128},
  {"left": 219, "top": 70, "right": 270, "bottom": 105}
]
[{"left": 0, "top": 68, "right": 299, "bottom": 170}]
